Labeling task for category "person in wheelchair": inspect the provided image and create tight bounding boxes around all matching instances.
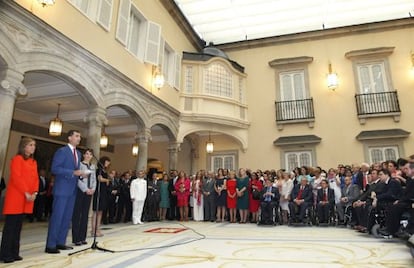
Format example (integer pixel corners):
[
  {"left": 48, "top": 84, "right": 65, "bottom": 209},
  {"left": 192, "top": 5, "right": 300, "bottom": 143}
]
[
  {"left": 337, "top": 175, "right": 359, "bottom": 225},
  {"left": 367, "top": 168, "right": 402, "bottom": 234},
  {"left": 289, "top": 177, "right": 312, "bottom": 224},
  {"left": 259, "top": 176, "right": 280, "bottom": 225},
  {"left": 382, "top": 160, "right": 414, "bottom": 238},
  {"left": 316, "top": 179, "right": 335, "bottom": 224}
]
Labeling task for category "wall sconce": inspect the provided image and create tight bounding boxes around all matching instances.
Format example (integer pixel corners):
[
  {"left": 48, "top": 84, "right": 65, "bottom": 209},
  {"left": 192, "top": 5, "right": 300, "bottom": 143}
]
[
  {"left": 100, "top": 126, "right": 108, "bottom": 148},
  {"left": 49, "top": 103, "right": 63, "bottom": 136},
  {"left": 132, "top": 144, "right": 139, "bottom": 157},
  {"left": 152, "top": 65, "right": 165, "bottom": 89},
  {"left": 37, "top": 0, "right": 55, "bottom": 7},
  {"left": 206, "top": 132, "right": 214, "bottom": 154},
  {"left": 327, "top": 63, "right": 339, "bottom": 90}
]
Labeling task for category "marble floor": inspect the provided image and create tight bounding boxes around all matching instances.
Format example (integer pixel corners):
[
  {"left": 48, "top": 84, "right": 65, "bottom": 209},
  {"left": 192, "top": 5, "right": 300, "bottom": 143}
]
[{"left": 1, "top": 220, "right": 413, "bottom": 268}]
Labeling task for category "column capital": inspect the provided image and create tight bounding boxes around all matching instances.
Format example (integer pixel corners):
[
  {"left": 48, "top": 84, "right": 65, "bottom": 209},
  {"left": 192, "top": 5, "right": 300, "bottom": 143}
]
[
  {"left": 137, "top": 128, "right": 152, "bottom": 143},
  {"left": 0, "top": 68, "right": 27, "bottom": 97},
  {"left": 83, "top": 106, "right": 108, "bottom": 127},
  {"left": 168, "top": 142, "right": 181, "bottom": 152}
]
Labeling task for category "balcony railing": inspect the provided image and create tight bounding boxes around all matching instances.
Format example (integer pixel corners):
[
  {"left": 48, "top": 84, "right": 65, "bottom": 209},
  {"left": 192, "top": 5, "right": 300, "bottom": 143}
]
[
  {"left": 275, "top": 98, "right": 315, "bottom": 122},
  {"left": 355, "top": 91, "right": 401, "bottom": 116}
]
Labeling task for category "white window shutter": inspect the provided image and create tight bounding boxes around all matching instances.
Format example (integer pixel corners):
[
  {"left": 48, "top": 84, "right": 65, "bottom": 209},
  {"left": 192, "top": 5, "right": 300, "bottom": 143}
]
[
  {"left": 144, "top": 21, "right": 161, "bottom": 65},
  {"left": 158, "top": 37, "right": 165, "bottom": 71},
  {"left": 115, "top": 0, "right": 131, "bottom": 46},
  {"left": 174, "top": 52, "right": 181, "bottom": 89},
  {"left": 97, "top": 0, "right": 113, "bottom": 31}
]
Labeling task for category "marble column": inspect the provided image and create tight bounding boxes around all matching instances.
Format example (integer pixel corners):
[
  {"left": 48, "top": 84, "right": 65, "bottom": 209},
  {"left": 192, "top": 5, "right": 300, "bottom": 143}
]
[
  {"left": 168, "top": 142, "right": 181, "bottom": 172},
  {"left": 83, "top": 106, "right": 107, "bottom": 158},
  {"left": 136, "top": 128, "right": 151, "bottom": 172},
  {"left": 0, "top": 68, "right": 26, "bottom": 179}
]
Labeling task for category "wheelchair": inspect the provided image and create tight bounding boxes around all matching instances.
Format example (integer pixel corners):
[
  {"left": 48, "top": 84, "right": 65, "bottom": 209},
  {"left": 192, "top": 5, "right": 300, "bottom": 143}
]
[
  {"left": 257, "top": 201, "right": 279, "bottom": 226},
  {"left": 315, "top": 203, "right": 337, "bottom": 226},
  {"left": 288, "top": 202, "right": 314, "bottom": 226}
]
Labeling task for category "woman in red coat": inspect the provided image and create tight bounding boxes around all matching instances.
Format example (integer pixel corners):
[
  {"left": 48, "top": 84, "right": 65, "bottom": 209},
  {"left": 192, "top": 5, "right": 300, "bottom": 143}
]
[
  {"left": 0, "top": 137, "right": 39, "bottom": 263},
  {"left": 174, "top": 170, "right": 190, "bottom": 221}
]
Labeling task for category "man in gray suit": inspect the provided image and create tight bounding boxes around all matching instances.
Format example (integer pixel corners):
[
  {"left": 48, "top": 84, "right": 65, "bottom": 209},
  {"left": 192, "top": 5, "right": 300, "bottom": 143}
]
[
  {"left": 337, "top": 175, "right": 359, "bottom": 224},
  {"left": 202, "top": 171, "right": 216, "bottom": 222}
]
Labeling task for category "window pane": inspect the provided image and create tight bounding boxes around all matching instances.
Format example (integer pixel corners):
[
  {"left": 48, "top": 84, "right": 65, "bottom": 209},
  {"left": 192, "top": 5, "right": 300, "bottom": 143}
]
[
  {"left": 204, "top": 63, "right": 232, "bottom": 98},
  {"left": 384, "top": 148, "right": 397, "bottom": 161},
  {"left": 224, "top": 156, "right": 234, "bottom": 171},
  {"left": 299, "top": 152, "right": 311, "bottom": 167},
  {"left": 372, "top": 64, "right": 385, "bottom": 92},
  {"left": 370, "top": 148, "right": 383, "bottom": 163},
  {"left": 213, "top": 157, "right": 223, "bottom": 171},
  {"left": 286, "top": 153, "right": 298, "bottom": 173},
  {"left": 293, "top": 73, "right": 304, "bottom": 100},
  {"left": 359, "top": 66, "right": 371, "bottom": 93}
]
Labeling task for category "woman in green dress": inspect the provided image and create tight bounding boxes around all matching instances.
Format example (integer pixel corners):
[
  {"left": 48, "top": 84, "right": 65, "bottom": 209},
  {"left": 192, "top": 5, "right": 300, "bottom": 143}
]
[
  {"left": 236, "top": 168, "right": 249, "bottom": 223},
  {"left": 159, "top": 173, "right": 170, "bottom": 221}
]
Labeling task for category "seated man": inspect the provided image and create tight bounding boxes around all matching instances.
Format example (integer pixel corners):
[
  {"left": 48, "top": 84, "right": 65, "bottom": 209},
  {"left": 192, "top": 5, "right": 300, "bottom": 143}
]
[
  {"left": 259, "top": 177, "right": 280, "bottom": 225},
  {"left": 316, "top": 179, "right": 335, "bottom": 224},
  {"left": 337, "top": 175, "right": 360, "bottom": 225},
  {"left": 289, "top": 177, "right": 312, "bottom": 224},
  {"left": 382, "top": 160, "right": 414, "bottom": 237}
]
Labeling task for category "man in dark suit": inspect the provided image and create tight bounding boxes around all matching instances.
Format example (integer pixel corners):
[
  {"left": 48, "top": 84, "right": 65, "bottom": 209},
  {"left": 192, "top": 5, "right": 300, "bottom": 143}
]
[
  {"left": 289, "top": 177, "right": 312, "bottom": 223},
  {"left": 45, "top": 130, "right": 88, "bottom": 254},
  {"left": 259, "top": 177, "right": 280, "bottom": 225},
  {"left": 33, "top": 169, "right": 48, "bottom": 221},
  {"left": 316, "top": 179, "right": 335, "bottom": 224},
  {"left": 355, "top": 163, "right": 370, "bottom": 193},
  {"left": 168, "top": 170, "right": 179, "bottom": 220},
  {"left": 383, "top": 160, "right": 414, "bottom": 237}
]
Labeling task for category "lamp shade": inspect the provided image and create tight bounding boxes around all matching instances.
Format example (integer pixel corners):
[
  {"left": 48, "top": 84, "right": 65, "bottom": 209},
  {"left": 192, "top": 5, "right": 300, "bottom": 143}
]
[
  {"left": 100, "top": 134, "right": 108, "bottom": 148},
  {"left": 132, "top": 144, "right": 139, "bottom": 156},
  {"left": 49, "top": 103, "right": 63, "bottom": 136},
  {"left": 49, "top": 118, "right": 63, "bottom": 136},
  {"left": 206, "top": 142, "right": 214, "bottom": 153},
  {"left": 153, "top": 73, "right": 165, "bottom": 89}
]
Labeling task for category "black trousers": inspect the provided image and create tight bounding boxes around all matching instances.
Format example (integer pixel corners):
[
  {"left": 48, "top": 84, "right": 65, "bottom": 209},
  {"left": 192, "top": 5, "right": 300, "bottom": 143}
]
[
  {"left": 317, "top": 203, "right": 332, "bottom": 223},
  {"left": 385, "top": 202, "right": 412, "bottom": 235},
  {"left": 0, "top": 214, "right": 24, "bottom": 261},
  {"left": 260, "top": 201, "right": 276, "bottom": 223},
  {"left": 72, "top": 189, "right": 92, "bottom": 243}
]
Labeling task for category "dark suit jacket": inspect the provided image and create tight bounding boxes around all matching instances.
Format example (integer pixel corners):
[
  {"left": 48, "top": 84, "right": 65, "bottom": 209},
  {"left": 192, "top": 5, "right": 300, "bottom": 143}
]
[
  {"left": 260, "top": 185, "right": 280, "bottom": 203},
  {"left": 399, "top": 177, "right": 414, "bottom": 205},
  {"left": 376, "top": 178, "right": 402, "bottom": 203},
  {"left": 355, "top": 171, "right": 369, "bottom": 192},
  {"left": 291, "top": 184, "right": 313, "bottom": 203},
  {"left": 51, "top": 145, "right": 81, "bottom": 197},
  {"left": 316, "top": 188, "right": 335, "bottom": 206}
]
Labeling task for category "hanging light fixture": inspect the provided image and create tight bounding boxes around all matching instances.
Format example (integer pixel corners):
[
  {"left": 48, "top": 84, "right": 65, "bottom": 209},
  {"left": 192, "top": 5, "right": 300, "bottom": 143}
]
[
  {"left": 327, "top": 63, "right": 339, "bottom": 90},
  {"left": 37, "top": 0, "right": 55, "bottom": 7},
  {"left": 132, "top": 144, "right": 139, "bottom": 157},
  {"left": 49, "top": 103, "right": 63, "bottom": 136},
  {"left": 152, "top": 65, "right": 165, "bottom": 89},
  {"left": 100, "top": 126, "right": 108, "bottom": 148},
  {"left": 206, "top": 132, "right": 214, "bottom": 154}
]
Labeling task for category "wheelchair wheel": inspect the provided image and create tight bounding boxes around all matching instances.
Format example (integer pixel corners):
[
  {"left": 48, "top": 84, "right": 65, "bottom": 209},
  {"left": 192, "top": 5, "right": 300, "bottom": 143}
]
[{"left": 371, "top": 223, "right": 381, "bottom": 238}]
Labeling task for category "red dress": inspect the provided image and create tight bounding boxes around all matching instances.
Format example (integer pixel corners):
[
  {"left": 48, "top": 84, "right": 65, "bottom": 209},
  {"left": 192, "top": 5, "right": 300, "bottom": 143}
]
[
  {"left": 249, "top": 179, "right": 263, "bottom": 213},
  {"left": 226, "top": 179, "right": 237, "bottom": 209},
  {"left": 175, "top": 177, "right": 190, "bottom": 207}
]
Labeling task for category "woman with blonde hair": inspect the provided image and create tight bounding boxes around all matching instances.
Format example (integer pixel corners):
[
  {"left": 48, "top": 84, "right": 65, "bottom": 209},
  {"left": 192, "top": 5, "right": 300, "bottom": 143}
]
[{"left": 0, "top": 137, "right": 39, "bottom": 263}]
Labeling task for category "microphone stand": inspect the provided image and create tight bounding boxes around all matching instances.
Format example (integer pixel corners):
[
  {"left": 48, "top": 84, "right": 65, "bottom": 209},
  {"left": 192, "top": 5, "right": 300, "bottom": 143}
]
[{"left": 69, "top": 156, "right": 114, "bottom": 255}]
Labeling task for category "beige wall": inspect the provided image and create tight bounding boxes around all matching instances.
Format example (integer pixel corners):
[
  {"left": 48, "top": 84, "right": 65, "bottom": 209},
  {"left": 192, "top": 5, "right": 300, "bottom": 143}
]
[{"left": 225, "top": 27, "right": 414, "bottom": 170}]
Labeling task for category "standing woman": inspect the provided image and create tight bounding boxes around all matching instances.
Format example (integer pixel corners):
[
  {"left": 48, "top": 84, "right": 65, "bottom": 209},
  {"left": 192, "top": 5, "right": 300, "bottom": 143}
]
[
  {"left": 248, "top": 172, "right": 263, "bottom": 223},
  {"left": 226, "top": 171, "right": 237, "bottom": 223},
  {"left": 215, "top": 168, "right": 227, "bottom": 222},
  {"left": 0, "top": 137, "right": 39, "bottom": 263},
  {"left": 175, "top": 171, "right": 190, "bottom": 221},
  {"left": 192, "top": 171, "right": 204, "bottom": 221},
  {"left": 236, "top": 168, "right": 249, "bottom": 223},
  {"left": 159, "top": 173, "right": 170, "bottom": 221},
  {"left": 91, "top": 156, "right": 111, "bottom": 237},
  {"left": 72, "top": 148, "right": 96, "bottom": 246}
]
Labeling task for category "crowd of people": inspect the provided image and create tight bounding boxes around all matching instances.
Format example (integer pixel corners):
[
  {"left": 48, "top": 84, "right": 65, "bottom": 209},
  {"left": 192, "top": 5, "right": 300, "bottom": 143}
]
[{"left": 1, "top": 131, "right": 414, "bottom": 263}]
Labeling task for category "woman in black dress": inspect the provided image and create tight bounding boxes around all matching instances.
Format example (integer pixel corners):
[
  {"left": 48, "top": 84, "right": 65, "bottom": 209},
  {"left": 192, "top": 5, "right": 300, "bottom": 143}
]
[
  {"left": 91, "top": 156, "right": 111, "bottom": 237},
  {"left": 215, "top": 168, "right": 227, "bottom": 222}
]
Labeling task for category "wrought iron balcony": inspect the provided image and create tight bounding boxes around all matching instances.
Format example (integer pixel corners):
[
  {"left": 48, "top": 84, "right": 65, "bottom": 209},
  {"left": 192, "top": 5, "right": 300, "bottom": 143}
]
[
  {"left": 275, "top": 98, "right": 315, "bottom": 122},
  {"left": 355, "top": 91, "right": 400, "bottom": 116}
]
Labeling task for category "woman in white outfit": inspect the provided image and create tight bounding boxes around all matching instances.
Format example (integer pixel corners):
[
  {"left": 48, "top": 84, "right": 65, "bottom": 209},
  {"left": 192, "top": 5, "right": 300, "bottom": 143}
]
[
  {"left": 278, "top": 171, "right": 293, "bottom": 224},
  {"left": 130, "top": 170, "right": 147, "bottom": 224},
  {"left": 192, "top": 172, "right": 204, "bottom": 221}
]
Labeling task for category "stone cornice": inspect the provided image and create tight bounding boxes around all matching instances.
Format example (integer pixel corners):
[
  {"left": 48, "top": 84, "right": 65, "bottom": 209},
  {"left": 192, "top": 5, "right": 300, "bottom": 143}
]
[
  {"left": 180, "top": 113, "right": 250, "bottom": 129},
  {"left": 0, "top": 1, "right": 180, "bottom": 120}
]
